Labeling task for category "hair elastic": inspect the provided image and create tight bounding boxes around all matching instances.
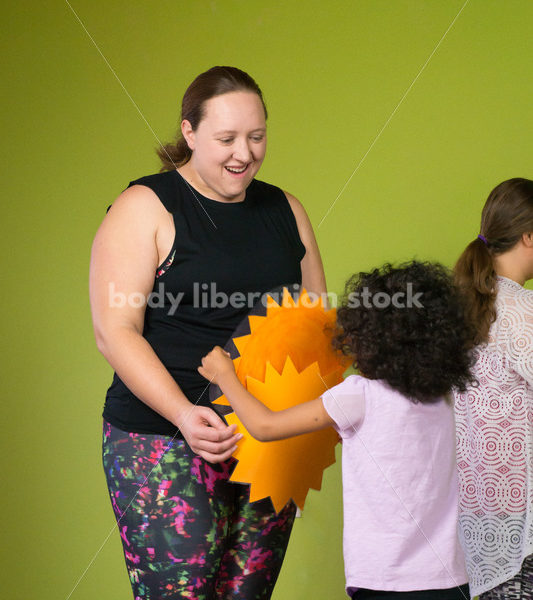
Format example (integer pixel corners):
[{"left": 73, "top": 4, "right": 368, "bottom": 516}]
[{"left": 477, "top": 234, "right": 488, "bottom": 246}]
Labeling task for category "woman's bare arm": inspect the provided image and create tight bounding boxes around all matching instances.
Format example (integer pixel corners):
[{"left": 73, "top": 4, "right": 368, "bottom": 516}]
[
  {"left": 90, "top": 185, "right": 240, "bottom": 462},
  {"left": 285, "top": 191, "right": 327, "bottom": 297}
]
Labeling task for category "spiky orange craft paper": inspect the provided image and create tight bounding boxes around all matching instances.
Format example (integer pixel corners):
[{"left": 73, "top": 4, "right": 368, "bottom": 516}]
[{"left": 213, "top": 288, "right": 347, "bottom": 512}]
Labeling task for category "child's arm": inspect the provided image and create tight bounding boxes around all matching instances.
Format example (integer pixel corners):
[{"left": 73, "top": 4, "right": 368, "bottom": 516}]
[{"left": 198, "top": 347, "right": 335, "bottom": 442}]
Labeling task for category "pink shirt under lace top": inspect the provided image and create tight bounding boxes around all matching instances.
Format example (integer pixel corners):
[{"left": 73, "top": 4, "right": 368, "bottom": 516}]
[{"left": 453, "top": 276, "right": 533, "bottom": 597}]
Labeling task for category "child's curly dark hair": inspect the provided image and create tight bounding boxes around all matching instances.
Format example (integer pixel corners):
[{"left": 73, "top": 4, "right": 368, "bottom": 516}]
[{"left": 333, "top": 261, "right": 475, "bottom": 403}]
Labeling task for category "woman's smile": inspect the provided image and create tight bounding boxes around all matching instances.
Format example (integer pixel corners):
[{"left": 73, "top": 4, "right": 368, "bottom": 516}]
[{"left": 225, "top": 163, "right": 251, "bottom": 177}]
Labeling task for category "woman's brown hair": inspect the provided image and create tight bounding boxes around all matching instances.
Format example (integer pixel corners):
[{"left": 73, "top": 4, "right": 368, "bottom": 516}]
[
  {"left": 454, "top": 178, "right": 533, "bottom": 346},
  {"left": 157, "top": 66, "right": 267, "bottom": 171}
]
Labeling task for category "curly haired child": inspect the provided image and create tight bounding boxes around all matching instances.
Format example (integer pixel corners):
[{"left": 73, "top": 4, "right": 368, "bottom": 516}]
[{"left": 199, "top": 261, "right": 473, "bottom": 599}]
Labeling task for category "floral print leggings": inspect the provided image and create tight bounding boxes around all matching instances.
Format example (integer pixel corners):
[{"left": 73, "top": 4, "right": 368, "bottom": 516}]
[{"left": 102, "top": 420, "right": 296, "bottom": 600}]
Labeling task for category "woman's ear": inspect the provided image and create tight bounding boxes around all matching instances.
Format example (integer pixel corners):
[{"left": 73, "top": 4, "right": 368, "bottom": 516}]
[
  {"left": 522, "top": 232, "right": 533, "bottom": 248},
  {"left": 181, "top": 119, "right": 195, "bottom": 151}
]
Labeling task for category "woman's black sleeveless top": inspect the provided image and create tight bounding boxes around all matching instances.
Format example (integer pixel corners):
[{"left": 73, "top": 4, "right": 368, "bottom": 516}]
[{"left": 103, "top": 170, "right": 306, "bottom": 436}]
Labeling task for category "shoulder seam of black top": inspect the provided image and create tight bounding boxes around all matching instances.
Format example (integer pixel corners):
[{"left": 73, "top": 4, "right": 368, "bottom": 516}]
[{"left": 127, "top": 170, "right": 180, "bottom": 213}]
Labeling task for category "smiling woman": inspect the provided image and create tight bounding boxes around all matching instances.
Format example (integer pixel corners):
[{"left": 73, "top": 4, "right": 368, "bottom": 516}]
[
  {"left": 158, "top": 66, "right": 268, "bottom": 203},
  {"left": 179, "top": 91, "right": 267, "bottom": 202},
  {"left": 89, "top": 66, "right": 327, "bottom": 599}
]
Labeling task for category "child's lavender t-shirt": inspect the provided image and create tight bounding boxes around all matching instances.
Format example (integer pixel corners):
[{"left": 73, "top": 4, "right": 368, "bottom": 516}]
[{"left": 322, "top": 375, "right": 468, "bottom": 594}]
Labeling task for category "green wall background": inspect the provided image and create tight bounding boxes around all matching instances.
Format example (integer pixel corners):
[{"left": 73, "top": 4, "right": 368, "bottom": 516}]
[{"left": 2, "top": 1, "right": 532, "bottom": 598}]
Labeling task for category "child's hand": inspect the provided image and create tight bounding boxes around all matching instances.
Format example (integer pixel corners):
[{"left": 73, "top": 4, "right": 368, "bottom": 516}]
[{"left": 198, "top": 346, "right": 236, "bottom": 385}]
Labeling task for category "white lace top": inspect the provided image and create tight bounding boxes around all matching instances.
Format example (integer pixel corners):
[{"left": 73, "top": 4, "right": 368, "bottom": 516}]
[{"left": 453, "top": 276, "right": 533, "bottom": 597}]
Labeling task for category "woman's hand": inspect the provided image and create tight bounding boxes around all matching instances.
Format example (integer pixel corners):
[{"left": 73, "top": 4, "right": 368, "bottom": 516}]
[
  {"left": 177, "top": 405, "right": 242, "bottom": 463},
  {"left": 198, "top": 346, "right": 236, "bottom": 385}
]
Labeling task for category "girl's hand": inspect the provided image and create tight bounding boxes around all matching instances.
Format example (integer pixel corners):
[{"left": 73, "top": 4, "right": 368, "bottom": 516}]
[{"left": 198, "top": 346, "right": 236, "bottom": 385}]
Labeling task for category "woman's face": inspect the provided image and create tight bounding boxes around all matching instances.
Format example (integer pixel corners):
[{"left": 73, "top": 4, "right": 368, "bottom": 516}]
[{"left": 182, "top": 91, "right": 267, "bottom": 202}]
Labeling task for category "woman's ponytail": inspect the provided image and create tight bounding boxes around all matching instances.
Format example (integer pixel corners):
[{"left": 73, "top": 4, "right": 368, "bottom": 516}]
[
  {"left": 455, "top": 178, "right": 533, "bottom": 346},
  {"left": 156, "top": 138, "right": 191, "bottom": 171},
  {"left": 454, "top": 237, "right": 497, "bottom": 346}
]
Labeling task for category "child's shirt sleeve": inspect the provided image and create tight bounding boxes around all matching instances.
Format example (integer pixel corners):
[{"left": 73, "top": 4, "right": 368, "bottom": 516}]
[{"left": 321, "top": 374, "right": 366, "bottom": 439}]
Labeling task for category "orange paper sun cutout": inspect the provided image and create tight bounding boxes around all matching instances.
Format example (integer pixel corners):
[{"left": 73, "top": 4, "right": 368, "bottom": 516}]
[{"left": 213, "top": 288, "right": 348, "bottom": 512}]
